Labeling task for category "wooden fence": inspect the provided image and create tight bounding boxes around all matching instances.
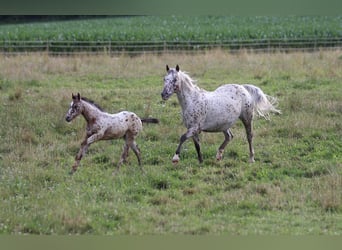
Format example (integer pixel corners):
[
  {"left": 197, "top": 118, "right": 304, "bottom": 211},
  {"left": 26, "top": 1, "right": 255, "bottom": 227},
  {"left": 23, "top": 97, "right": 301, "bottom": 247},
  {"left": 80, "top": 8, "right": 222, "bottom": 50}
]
[{"left": 0, "top": 37, "right": 341, "bottom": 55}]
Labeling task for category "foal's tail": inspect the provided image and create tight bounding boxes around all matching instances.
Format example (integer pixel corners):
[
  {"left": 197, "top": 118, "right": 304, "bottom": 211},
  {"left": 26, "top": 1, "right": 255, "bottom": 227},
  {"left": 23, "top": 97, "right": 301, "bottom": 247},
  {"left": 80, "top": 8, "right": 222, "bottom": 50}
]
[
  {"left": 243, "top": 84, "right": 281, "bottom": 120},
  {"left": 141, "top": 118, "right": 159, "bottom": 124}
]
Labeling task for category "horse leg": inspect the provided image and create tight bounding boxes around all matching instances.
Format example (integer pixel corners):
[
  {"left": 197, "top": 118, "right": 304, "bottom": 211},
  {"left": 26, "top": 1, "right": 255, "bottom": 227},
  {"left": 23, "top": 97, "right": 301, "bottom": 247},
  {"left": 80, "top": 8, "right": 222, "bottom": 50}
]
[
  {"left": 71, "top": 138, "right": 90, "bottom": 174},
  {"left": 216, "top": 129, "right": 234, "bottom": 161},
  {"left": 71, "top": 132, "right": 103, "bottom": 174},
  {"left": 241, "top": 118, "right": 255, "bottom": 163},
  {"left": 129, "top": 140, "right": 144, "bottom": 173},
  {"left": 118, "top": 142, "right": 130, "bottom": 168},
  {"left": 192, "top": 134, "right": 203, "bottom": 163},
  {"left": 173, "top": 128, "right": 197, "bottom": 164},
  {"left": 112, "top": 142, "right": 129, "bottom": 176},
  {"left": 130, "top": 141, "right": 141, "bottom": 166}
]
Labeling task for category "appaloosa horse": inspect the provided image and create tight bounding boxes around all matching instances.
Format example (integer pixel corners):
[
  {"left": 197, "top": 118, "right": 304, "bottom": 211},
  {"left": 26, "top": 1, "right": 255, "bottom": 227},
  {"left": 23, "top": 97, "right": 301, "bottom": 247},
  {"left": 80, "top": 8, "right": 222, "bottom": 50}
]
[
  {"left": 65, "top": 93, "right": 158, "bottom": 174},
  {"left": 161, "top": 65, "right": 280, "bottom": 164}
]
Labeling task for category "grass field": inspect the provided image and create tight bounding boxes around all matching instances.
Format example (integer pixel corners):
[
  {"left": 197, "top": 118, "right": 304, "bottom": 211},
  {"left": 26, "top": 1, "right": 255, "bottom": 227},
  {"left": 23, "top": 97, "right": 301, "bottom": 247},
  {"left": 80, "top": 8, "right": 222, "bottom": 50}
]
[
  {"left": 0, "top": 16, "right": 340, "bottom": 41},
  {"left": 0, "top": 49, "right": 341, "bottom": 235}
]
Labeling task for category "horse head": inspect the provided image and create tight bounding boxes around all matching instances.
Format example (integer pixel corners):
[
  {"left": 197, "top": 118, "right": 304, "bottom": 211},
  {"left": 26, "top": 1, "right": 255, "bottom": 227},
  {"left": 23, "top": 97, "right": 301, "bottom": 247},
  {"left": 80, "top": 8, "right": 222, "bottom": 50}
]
[
  {"left": 161, "top": 64, "right": 180, "bottom": 100},
  {"left": 65, "top": 93, "right": 82, "bottom": 122}
]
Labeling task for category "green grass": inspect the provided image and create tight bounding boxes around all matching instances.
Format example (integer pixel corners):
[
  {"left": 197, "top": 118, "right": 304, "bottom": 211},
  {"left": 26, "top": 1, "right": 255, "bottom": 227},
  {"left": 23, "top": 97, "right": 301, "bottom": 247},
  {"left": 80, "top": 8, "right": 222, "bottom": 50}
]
[
  {"left": 0, "top": 16, "right": 340, "bottom": 42},
  {"left": 1, "top": 16, "right": 340, "bottom": 54},
  {"left": 0, "top": 50, "right": 341, "bottom": 235}
]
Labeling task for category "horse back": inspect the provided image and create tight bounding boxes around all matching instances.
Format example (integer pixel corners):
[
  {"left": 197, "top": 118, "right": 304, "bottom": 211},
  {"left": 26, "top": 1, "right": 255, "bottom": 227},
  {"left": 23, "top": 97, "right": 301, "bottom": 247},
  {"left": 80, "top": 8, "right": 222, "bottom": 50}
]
[{"left": 117, "top": 111, "right": 143, "bottom": 135}]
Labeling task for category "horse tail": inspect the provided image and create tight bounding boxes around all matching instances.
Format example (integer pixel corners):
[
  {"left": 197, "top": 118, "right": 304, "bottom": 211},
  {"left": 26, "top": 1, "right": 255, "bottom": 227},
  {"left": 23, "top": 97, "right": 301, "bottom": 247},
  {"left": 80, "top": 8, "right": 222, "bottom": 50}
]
[
  {"left": 141, "top": 118, "right": 159, "bottom": 124},
  {"left": 243, "top": 84, "right": 281, "bottom": 120}
]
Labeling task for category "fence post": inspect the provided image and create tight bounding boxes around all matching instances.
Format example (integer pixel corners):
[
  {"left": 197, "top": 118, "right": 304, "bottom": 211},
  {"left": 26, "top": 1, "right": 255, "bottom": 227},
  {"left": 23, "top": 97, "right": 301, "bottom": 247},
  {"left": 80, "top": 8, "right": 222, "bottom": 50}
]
[{"left": 46, "top": 40, "right": 49, "bottom": 55}]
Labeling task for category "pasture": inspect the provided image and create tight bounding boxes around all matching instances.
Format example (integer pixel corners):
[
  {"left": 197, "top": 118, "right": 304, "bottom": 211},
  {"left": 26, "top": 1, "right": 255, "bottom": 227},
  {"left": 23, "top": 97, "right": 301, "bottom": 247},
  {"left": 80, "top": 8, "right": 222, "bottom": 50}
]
[{"left": 0, "top": 49, "right": 341, "bottom": 235}]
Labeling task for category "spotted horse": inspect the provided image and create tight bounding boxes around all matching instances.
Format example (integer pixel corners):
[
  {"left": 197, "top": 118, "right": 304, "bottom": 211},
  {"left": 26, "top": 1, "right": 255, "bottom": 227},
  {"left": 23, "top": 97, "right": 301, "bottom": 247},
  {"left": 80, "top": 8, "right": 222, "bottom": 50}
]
[
  {"left": 161, "top": 65, "right": 280, "bottom": 164},
  {"left": 65, "top": 93, "right": 159, "bottom": 174}
]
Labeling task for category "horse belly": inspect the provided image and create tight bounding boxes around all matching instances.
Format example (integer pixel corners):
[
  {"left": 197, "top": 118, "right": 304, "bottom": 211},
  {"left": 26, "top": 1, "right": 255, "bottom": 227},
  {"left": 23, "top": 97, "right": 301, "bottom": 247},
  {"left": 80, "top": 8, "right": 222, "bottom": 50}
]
[
  {"left": 203, "top": 114, "right": 237, "bottom": 132},
  {"left": 103, "top": 126, "right": 126, "bottom": 140},
  {"left": 202, "top": 94, "right": 241, "bottom": 132}
]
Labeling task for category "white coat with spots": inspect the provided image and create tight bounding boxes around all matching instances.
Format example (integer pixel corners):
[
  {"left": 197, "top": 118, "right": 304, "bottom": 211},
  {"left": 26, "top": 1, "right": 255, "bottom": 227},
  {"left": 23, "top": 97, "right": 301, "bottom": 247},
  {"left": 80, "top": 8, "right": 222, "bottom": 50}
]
[
  {"left": 65, "top": 93, "right": 158, "bottom": 174},
  {"left": 161, "top": 65, "right": 280, "bottom": 164}
]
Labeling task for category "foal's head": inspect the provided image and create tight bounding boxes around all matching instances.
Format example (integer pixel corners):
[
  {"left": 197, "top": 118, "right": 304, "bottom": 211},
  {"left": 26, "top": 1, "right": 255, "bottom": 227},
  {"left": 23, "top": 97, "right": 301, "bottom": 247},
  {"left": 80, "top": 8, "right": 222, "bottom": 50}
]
[
  {"left": 65, "top": 93, "right": 83, "bottom": 122},
  {"left": 161, "top": 64, "right": 180, "bottom": 100}
]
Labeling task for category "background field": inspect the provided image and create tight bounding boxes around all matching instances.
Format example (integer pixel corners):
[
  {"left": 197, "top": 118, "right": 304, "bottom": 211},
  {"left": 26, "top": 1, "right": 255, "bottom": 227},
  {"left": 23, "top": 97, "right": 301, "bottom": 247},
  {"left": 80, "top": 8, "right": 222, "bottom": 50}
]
[
  {"left": 0, "top": 16, "right": 341, "bottom": 54},
  {"left": 0, "top": 49, "right": 341, "bottom": 235},
  {"left": 1, "top": 16, "right": 341, "bottom": 41}
]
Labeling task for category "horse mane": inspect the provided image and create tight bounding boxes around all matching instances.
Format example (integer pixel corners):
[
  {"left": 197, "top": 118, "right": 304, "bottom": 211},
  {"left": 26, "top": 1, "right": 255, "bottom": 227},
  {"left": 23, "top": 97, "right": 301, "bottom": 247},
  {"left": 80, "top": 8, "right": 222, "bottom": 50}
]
[
  {"left": 178, "top": 70, "right": 201, "bottom": 91},
  {"left": 81, "top": 97, "right": 104, "bottom": 111}
]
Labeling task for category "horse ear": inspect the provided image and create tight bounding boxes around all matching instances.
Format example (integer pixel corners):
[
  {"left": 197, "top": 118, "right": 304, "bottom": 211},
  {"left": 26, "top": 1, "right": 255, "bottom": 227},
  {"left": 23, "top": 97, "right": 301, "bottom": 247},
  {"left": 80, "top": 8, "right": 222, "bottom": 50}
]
[
  {"left": 176, "top": 65, "right": 180, "bottom": 72},
  {"left": 72, "top": 93, "right": 76, "bottom": 99},
  {"left": 77, "top": 93, "right": 81, "bottom": 100},
  {"left": 166, "top": 65, "right": 169, "bottom": 72}
]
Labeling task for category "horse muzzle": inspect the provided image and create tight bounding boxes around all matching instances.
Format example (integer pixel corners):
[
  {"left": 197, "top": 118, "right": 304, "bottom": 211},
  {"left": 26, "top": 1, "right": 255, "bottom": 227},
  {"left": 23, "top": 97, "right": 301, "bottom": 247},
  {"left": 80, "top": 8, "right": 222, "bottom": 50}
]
[{"left": 161, "top": 92, "right": 170, "bottom": 101}]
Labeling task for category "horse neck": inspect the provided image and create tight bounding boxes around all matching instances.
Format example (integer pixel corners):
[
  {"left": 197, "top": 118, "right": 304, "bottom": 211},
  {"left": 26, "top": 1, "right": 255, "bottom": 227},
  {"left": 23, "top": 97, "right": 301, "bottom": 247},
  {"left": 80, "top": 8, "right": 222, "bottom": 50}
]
[
  {"left": 80, "top": 100, "right": 103, "bottom": 123},
  {"left": 176, "top": 73, "right": 201, "bottom": 109}
]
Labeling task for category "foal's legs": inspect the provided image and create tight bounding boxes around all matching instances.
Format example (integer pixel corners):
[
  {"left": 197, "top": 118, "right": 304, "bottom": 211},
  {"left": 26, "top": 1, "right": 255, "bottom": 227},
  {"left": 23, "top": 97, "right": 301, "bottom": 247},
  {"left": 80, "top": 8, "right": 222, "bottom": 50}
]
[
  {"left": 130, "top": 141, "right": 141, "bottom": 166},
  {"left": 118, "top": 142, "right": 130, "bottom": 168},
  {"left": 117, "top": 133, "right": 141, "bottom": 169},
  {"left": 216, "top": 129, "right": 234, "bottom": 161},
  {"left": 71, "top": 138, "right": 89, "bottom": 174},
  {"left": 70, "top": 132, "right": 103, "bottom": 174},
  {"left": 70, "top": 133, "right": 103, "bottom": 174}
]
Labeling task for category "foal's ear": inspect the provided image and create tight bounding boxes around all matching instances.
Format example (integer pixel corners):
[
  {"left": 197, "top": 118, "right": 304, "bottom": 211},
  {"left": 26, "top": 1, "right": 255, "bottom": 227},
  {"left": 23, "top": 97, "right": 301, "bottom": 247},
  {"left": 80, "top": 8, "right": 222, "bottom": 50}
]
[
  {"left": 176, "top": 65, "right": 180, "bottom": 72},
  {"left": 166, "top": 65, "right": 170, "bottom": 72},
  {"left": 77, "top": 93, "right": 81, "bottom": 100}
]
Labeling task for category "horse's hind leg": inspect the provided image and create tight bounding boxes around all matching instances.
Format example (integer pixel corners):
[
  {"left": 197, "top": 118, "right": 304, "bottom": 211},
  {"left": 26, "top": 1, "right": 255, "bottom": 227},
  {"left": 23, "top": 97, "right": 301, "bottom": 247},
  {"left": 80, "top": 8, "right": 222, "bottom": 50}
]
[
  {"left": 216, "top": 129, "right": 234, "bottom": 161},
  {"left": 129, "top": 139, "right": 141, "bottom": 165},
  {"left": 118, "top": 142, "right": 130, "bottom": 168},
  {"left": 117, "top": 133, "right": 141, "bottom": 168},
  {"left": 241, "top": 117, "right": 255, "bottom": 163}
]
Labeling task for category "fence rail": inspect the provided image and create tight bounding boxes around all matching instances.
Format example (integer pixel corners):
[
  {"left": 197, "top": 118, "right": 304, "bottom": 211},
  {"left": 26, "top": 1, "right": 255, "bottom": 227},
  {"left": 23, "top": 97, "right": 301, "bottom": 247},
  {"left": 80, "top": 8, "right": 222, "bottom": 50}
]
[{"left": 0, "top": 37, "right": 341, "bottom": 55}]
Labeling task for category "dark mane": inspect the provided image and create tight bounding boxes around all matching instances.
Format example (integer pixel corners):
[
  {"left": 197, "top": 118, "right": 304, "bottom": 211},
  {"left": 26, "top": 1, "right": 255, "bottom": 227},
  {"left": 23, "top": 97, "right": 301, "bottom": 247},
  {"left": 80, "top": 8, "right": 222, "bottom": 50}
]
[{"left": 81, "top": 97, "right": 104, "bottom": 111}]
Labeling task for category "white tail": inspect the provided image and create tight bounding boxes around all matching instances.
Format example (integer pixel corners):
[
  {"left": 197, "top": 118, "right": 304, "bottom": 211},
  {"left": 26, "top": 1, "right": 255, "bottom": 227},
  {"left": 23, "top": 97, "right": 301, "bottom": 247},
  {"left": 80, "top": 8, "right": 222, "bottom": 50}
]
[{"left": 243, "top": 84, "right": 281, "bottom": 120}]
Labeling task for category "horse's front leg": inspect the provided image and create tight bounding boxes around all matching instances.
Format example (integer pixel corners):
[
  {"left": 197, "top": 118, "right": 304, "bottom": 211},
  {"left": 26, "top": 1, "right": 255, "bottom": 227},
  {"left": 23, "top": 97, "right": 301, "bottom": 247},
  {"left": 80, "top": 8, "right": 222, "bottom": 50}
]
[
  {"left": 70, "top": 132, "right": 103, "bottom": 174},
  {"left": 192, "top": 134, "right": 203, "bottom": 163},
  {"left": 71, "top": 138, "right": 89, "bottom": 174},
  {"left": 173, "top": 128, "right": 198, "bottom": 164}
]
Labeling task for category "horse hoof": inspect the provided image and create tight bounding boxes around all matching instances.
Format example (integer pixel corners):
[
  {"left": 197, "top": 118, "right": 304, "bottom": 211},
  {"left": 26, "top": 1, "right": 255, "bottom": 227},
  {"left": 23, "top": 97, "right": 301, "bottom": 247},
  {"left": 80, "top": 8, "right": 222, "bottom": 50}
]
[
  {"left": 172, "top": 155, "right": 180, "bottom": 165},
  {"left": 216, "top": 156, "right": 222, "bottom": 161},
  {"left": 216, "top": 152, "right": 223, "bottom": 161},
  {"left": 172, "top": 159, "right": 179, "bottom": 165}
]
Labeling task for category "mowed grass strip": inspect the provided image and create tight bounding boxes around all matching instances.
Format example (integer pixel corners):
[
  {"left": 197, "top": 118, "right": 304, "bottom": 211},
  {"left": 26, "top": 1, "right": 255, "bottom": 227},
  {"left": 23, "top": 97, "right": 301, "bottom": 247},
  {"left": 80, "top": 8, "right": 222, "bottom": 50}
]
[{"left": 0, "top": 50, "right": 341, "bottom": 235}]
